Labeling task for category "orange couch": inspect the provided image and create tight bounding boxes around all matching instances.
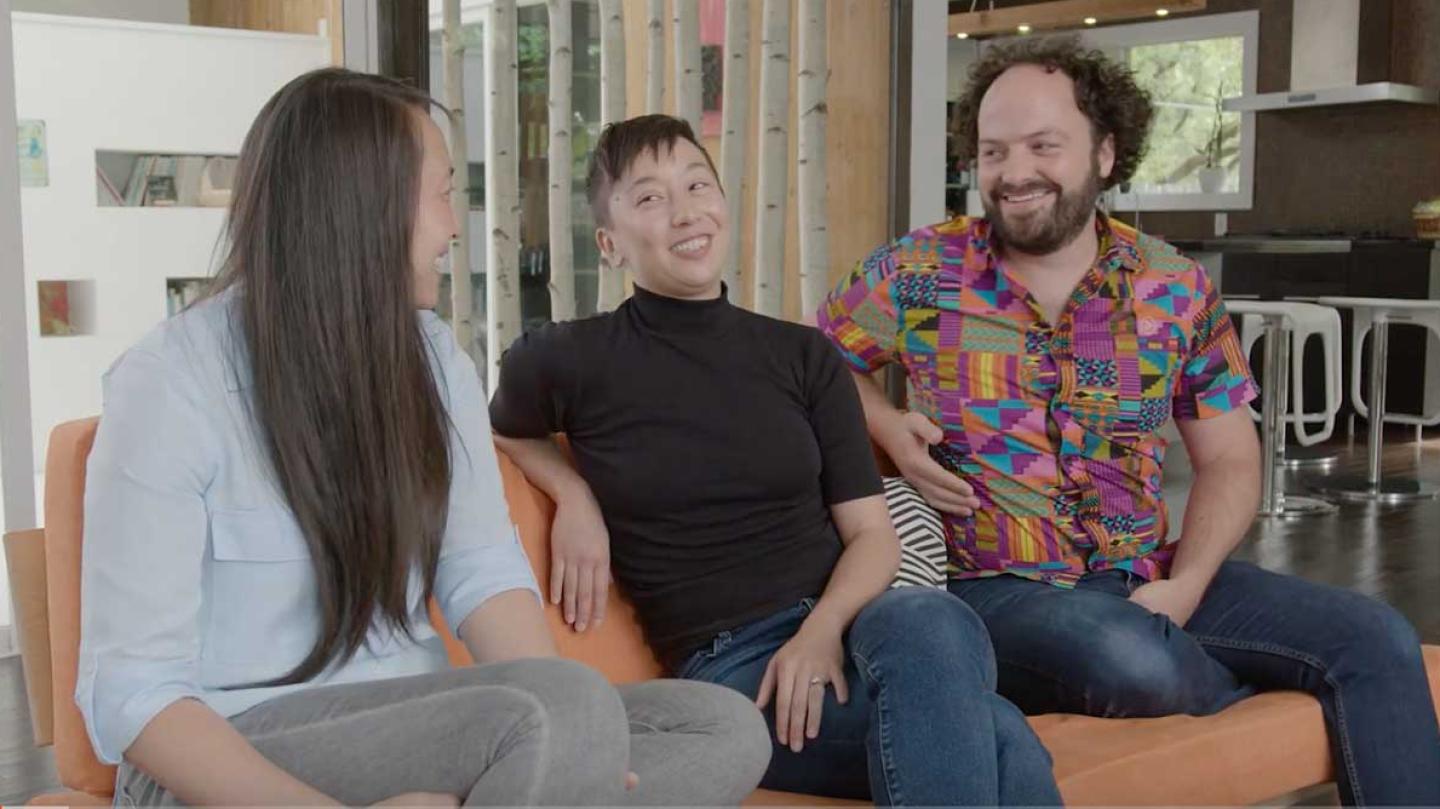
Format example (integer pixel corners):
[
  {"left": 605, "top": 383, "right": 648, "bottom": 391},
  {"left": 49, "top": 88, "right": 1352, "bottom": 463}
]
[{"left": 10, "top": 417, "right": 1440, "bottom": 806}]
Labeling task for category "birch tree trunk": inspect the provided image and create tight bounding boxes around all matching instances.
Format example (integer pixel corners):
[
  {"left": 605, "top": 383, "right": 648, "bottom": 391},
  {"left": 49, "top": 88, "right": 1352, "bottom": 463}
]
[
  {"left": 596, "top": 0, "right": 628, "bottom": 312},
  {"left": 672, "top": 0, "right": 701, "bottom": 134},
  {"left": 484, "top": 0, "right": 521, "bottom": 390},
  {"left": 645, "top": 0, "right": 664, "bottom": 114},
  {"left": 753, "top": 0, "right": 791, "bottom": 319},
  {"left": 546, "top": 0, "right": 575, "bottom": 322},
  {"left": 718, "top": 0, "right": 749, "bottom": 300},
  {"left": 797, "top": 0, "right": 829, "bottom": 316},
  {"left": 442, "top": 0, "right": 474, "bottom": 359}
]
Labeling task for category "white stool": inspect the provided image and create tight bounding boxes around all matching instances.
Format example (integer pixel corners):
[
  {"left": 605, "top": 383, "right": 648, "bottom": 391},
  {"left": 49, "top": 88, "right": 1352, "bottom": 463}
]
[
  {"left": 1278, "top": 296, "right": 1342, "bottom": 469},
  {"left": 1313, "top": 297, "right": 1440, "bottom": 503},
  {"left": 1228, "top": 301, "right": 1339, "bottom": 518},
  {"left": 1236, "top": 302, "right": 1343, "bottom": 445}
]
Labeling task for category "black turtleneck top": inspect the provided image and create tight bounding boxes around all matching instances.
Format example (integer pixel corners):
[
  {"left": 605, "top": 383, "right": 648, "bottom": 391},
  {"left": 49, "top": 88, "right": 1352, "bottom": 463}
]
[{"left": 489, "top": 284, "right": 882, "bottom": 667}]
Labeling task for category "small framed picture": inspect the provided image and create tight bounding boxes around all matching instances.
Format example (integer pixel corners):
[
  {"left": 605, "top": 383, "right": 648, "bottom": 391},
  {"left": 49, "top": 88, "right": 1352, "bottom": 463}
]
[{"left": 18, "top": 119, "right": 48, "bottom": 187}]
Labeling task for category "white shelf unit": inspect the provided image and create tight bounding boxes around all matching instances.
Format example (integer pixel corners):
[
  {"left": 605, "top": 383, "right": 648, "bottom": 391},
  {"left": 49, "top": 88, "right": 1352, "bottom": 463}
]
[{"left": 10, "top": 13, "right": 331, "bottom": 480}]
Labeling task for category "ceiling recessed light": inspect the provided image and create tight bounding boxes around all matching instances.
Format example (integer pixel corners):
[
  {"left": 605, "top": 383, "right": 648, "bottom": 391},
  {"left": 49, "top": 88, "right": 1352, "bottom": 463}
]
[
  {"left": 955, "top": 32, "right": 969, "bottom": 39},
  {"left": 1084, "top": 16, "right": 1098, "bottom": 25},
  {"left": 1017, "top": 23, "right": 1032, "bottom": 33},
  {"left": 1156, "top": 8, "right": 1170, "bottom": 16}
]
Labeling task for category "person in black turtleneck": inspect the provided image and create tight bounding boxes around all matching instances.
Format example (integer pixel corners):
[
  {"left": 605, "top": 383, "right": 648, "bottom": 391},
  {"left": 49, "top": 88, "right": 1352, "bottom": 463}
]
[{"left": 488, "top": 115, "right": 1059, "bottom": 806}]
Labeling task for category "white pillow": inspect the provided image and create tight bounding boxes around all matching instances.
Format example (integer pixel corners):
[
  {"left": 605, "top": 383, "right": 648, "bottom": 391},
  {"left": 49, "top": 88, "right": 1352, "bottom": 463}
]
[{"left": 883, "top": 476, "right": 948, "bottom": 589}]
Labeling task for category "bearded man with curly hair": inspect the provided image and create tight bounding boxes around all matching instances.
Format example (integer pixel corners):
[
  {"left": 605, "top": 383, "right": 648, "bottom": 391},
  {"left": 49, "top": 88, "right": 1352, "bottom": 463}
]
[{"left": 818, "top": 36, "right": 1440, "bottom": 806}]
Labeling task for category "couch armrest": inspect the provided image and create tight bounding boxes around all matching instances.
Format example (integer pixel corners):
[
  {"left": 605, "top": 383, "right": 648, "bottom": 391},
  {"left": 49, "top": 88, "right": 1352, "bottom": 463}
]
[{"left": 4, "top": 528, "right": 54, "bottom": 747}]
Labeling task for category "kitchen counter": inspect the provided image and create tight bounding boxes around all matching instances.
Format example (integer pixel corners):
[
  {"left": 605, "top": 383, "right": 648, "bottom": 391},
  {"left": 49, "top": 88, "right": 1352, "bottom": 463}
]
[
  {"left": 1202, "top": 236, "right": 1440, "bottom": 418},
  {"left": 1171, "top": 237, "right": 1438, "bottom": 255}
]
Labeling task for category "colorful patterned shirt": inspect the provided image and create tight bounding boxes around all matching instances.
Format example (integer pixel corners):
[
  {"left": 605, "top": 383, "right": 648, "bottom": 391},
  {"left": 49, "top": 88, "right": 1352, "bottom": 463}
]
[{"left": 818, "top": 215, "right": 1257, "bottom": 586}]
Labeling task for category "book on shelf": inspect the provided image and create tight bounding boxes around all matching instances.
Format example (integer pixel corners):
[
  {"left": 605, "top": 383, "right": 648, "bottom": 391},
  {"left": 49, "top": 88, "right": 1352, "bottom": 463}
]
[{"left": 167, "top": 278, "right": 210, "bottom": 316}]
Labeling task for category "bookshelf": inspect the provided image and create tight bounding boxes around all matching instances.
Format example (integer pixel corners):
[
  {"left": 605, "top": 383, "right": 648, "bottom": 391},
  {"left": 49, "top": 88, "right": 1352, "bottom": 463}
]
[
  {"left": 96, "top": 151, "right": 237, "bottom": 208},
  {"left": 11, "top": 12, "right": 330, "bottom": 475}
]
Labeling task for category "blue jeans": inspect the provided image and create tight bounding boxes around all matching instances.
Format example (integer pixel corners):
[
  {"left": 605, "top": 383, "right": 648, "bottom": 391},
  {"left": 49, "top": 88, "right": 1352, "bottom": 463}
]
[
  {"left": 676, "top": 587, "right": 1061, "bottom": 806},
  {"left": 950, "top": 561, "right": 1440, "bottom": 807}
]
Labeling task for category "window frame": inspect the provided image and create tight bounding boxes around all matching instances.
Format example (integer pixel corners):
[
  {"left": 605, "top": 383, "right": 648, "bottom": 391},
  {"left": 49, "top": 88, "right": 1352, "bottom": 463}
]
[
  {"left": 972, "top": 11, "right": 1260, "bottom": 213},
  {"left": 1079, "top": 11, "right": 1260, "bottom": 212}
]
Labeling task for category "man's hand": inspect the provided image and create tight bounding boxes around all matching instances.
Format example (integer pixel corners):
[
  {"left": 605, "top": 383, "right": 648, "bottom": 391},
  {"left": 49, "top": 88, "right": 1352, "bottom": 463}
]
[
  {"left": 550, "top": 488, "right": 611, "bottom": 633},
  {"left": 1129, "top": 576, "right": 1206, "bottom": 629},
  {"left": 878, "top": 411, "right": 981, "bottom": 516},
  {"left": 756, "top": 618, "right": 850, "bottom": 754}
]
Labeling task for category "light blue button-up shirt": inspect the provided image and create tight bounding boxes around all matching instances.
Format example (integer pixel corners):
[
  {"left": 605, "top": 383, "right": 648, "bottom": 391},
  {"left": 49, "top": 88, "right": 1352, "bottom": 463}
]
[{"left": 76, "top": 290, "right": 539, "bottom": 765}]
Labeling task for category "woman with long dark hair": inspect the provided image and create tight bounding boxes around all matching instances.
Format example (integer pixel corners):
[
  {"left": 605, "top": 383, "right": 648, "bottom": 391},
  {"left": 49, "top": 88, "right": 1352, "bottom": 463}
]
[{"left": 76, "top": 69, "right": 769, "bottom": 807}]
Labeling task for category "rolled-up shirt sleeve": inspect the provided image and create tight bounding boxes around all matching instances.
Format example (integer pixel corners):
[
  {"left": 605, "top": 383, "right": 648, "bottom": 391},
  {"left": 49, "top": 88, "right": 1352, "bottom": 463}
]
[
  {"left": 425, "top": 316, "right": 542, "bottom": 634},
  {"left": 1172, "top": 264, "right": 1259, "bottom": 420},
  {"left": 77, "top": 348, "right": 215, "bottom": 765},
  {"left": 816, "top": 242, "right": 904, "bottom": 375}
]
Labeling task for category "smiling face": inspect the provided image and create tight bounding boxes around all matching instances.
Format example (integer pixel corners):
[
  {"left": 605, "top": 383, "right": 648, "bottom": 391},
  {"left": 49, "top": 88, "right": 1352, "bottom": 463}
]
[
  {"left": 976, "top": 63, "right": 1115, "bottom": 256},
  {"left": 410, "top": 111, "right": 458, "bottom": 309},
  {"left": 594, "top": 137, "right": 728, "bottom": 300}
]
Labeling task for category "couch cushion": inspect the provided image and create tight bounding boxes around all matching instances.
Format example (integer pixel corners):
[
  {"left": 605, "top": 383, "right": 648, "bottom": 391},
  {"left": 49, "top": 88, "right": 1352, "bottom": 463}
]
[{"left": 437, "top": 449, "right": 665, "bottom": 683}]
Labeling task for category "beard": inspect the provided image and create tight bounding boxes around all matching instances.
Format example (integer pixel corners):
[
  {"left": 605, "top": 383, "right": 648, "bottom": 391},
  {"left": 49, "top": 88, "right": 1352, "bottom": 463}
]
[{"left": 983, "top": 155, "right": 1103, "bottom": 256}]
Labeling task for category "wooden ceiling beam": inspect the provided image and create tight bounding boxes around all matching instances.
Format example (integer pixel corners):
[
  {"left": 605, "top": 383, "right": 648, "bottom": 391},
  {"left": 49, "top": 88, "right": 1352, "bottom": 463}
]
[{"left": 949, "top": 0, "right": 1207, "bottom": 38}]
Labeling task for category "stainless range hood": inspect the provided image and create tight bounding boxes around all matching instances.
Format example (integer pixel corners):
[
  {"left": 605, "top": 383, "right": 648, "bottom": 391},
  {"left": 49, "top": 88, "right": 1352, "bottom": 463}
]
[{"left": 1223, "top": 0, "right": 1438, "bottom": 112}]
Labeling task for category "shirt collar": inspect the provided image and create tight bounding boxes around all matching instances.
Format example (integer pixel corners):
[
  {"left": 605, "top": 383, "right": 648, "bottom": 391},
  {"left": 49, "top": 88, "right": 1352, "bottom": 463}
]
[
  {"left": 626, "top": 281, "right": 739, "bottom": 336},
  {"left": 967, "top": 212, "right": 1147, "bottom": 275}
]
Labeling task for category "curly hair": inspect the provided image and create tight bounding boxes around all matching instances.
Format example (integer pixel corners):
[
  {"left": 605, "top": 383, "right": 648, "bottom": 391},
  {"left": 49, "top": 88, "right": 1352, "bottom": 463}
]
[{"left": 953, "top": 36, "right": 1153, "bottom": 190}]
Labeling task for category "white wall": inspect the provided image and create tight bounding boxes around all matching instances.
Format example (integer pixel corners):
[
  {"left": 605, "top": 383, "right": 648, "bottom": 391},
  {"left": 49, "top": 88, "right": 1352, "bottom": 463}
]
[
  {"left": 12, "top": 13, "right": 331, "bottom": 476},
  {"left": 909, "top": 0, "right": 947, "bottom": 230},
  {"left": 1, "top": 0, "right": 35, "bottom": 638},
  {"left": 11, "top": 0, "right": 188, "bottom": 24}
]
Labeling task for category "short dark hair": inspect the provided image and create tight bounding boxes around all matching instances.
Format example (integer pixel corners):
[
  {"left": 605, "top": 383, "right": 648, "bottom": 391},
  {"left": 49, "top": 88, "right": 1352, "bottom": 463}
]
[
  {"left": 585, "top": 114, "right": 721, "bottom": 226},
  {"left": 954, "top": 36, "right": 1154, "bottom": 190}
]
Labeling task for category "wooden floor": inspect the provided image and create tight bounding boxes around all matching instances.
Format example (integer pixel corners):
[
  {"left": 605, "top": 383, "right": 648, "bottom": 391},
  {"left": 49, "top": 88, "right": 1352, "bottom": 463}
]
[
  {"left": 1229, "top": 427, "right": 1440, "bottom": 645},
  {"left": 0, "top": 428, "right": 1436, "bottom": 804}
]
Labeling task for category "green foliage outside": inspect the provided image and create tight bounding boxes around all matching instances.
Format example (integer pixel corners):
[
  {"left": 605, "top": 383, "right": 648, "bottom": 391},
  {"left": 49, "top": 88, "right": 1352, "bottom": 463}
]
[{"left": 1126, "top": 36, "right": 1243, "bottom": 194}]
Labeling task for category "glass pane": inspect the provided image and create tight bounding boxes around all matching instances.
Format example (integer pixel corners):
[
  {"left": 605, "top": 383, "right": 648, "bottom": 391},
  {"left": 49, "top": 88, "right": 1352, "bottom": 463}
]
[
  {"left": 428, "top": 0, "right": 604, "bottom": 368},
  {"left": 1127, "top": 36, "right": 1243, "bottom": 195}
]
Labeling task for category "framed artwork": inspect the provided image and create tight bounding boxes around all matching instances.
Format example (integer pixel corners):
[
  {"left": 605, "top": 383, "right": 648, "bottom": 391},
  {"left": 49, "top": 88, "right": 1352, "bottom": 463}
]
[
  {"left": 38, "top": 281, "right": 74, "bottom": 336},
  {"left": 37, "top": 280, "right": 95, "bottom": 336},
  {"left": 18, "top": 119, "right": 48, "bottom": 187}
]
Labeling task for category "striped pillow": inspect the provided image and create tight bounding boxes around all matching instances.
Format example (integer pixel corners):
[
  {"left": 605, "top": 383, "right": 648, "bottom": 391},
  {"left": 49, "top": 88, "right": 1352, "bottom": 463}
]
[{"left": 883, "top": 476, "right": 948, "bottom": 589}]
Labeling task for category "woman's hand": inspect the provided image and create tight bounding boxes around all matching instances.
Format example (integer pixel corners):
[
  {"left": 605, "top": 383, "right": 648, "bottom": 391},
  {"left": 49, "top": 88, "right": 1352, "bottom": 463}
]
[
  {"left": 755, "top": 617, "right": 850, "bottom": 753},
  {"left": 550, "top": 487, "right": 612, "bottom": 633}
]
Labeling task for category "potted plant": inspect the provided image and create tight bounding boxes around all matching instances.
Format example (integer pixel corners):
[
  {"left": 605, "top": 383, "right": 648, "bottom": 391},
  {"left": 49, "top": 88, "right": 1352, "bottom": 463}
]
[{"left": 1196, "top": 87, "right": 1231, "bottom": 193}]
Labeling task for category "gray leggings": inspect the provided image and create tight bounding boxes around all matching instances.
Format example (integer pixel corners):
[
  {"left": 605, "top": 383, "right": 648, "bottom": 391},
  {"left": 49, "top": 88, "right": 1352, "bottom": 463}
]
[{"left": 115, "top": 658, "right": 772, "bottom": 807}]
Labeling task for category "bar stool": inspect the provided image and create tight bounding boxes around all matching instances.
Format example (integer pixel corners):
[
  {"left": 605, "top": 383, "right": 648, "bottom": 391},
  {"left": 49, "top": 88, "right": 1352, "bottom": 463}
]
[
  {"left": 1227, "top": 301, "right": 1339, "bottom": 518},
  {"left": 1236, "top": 301, "right": 1344, "bottom": 467},
  {"left": 1313, "top": 296, "right": 1440, "bottom": 503},
  {"left": 1276, "top": 296, "right": 1343, "bottom": 469}
]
